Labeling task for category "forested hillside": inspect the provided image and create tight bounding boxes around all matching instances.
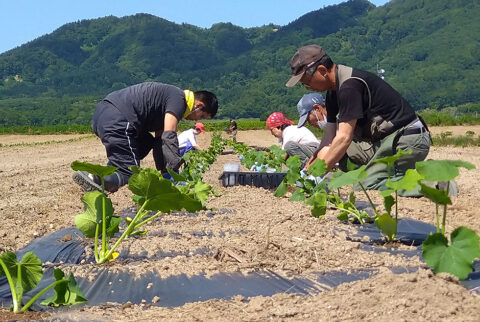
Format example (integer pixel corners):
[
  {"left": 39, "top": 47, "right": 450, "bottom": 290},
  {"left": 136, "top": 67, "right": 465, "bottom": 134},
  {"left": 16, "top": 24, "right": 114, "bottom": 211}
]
[{"left": 1, "top": 0, "right": 479, "bottom": 126}]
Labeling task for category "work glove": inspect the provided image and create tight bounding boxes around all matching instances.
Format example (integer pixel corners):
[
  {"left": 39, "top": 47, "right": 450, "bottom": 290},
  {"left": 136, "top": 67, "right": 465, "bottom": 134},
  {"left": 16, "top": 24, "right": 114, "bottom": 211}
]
[
  {"left": 161, "top": 131, "right": 182, "bottom": 172},
  {"left": 153, "top": 137, "right": 165, "bottom": 172}
]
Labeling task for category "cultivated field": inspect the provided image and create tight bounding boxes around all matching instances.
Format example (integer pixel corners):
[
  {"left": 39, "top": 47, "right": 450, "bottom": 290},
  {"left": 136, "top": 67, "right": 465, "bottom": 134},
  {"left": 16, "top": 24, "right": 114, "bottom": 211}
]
[{"left": 1, "top": 127, "right": 480, "bottom": 321}]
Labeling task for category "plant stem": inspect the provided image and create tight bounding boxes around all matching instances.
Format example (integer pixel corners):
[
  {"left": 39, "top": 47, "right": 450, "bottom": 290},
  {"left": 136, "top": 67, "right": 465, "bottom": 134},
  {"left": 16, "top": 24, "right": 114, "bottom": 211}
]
[
  {"left": 101, "top": 193, "right": 107, "bottom": 258},
  {"left": 395, "top": 190, "right": 398, "bottom": 221},
  {"left": 94, "top": 222, "right": 100, "bottom": 263},
  {"left": 16, "top": 262, "right": 23, "bottom": 311},
  {"left": 329, "top": 205, "right": 366, "bottom": 224},
  {"left": 100, "top": 201, "right": 149, "bottom": 263},
  {"left": 135, "top": 211, "right": 163, "bottom": 230},
  {"left": 358, "top": 183, "right": 380, "bottom": 217},
  {"left": 0, "top": 258, "right": 19, "bottom": 313},
  {"left": 20, "top": 279, "right": 69, "bottom": 312},
  {"left": 441, "top": 182, "right": 450, "bottom": 235},
  {"left": 435, "top": 204, "right": 440, "bottom": 233}
]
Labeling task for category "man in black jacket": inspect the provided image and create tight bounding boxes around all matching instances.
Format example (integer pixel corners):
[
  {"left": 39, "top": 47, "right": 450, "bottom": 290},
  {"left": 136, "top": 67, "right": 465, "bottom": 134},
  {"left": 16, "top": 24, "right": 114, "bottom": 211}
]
[
  {"left": 73, "top": 82, "right": 218, "bottom": 193},
  {"left": 286, "top": 45, "right": 430, "bottom": 195}
]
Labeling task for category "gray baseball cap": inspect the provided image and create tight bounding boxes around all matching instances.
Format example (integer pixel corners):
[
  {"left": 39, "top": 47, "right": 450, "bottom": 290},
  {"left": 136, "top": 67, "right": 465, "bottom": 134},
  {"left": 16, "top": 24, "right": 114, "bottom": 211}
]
[
  {"left": 286, "top": 45, "right": 326, "bottom": 88},
  {"left": 297, "top": 93, "right": 324, "bottom": 127}
]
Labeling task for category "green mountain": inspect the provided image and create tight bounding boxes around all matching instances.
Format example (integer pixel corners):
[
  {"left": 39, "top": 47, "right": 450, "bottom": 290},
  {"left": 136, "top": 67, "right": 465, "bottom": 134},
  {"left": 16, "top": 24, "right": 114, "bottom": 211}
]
[{"left": 1, "top": 0, "right": 479, "bottom": 126}]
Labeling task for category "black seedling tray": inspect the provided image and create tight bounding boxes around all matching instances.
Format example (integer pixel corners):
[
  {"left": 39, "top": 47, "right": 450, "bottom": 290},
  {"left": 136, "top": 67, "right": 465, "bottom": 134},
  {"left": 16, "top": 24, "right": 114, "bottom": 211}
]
[{"left": 220, "top": 171, "right": 286, "bottom": 189}]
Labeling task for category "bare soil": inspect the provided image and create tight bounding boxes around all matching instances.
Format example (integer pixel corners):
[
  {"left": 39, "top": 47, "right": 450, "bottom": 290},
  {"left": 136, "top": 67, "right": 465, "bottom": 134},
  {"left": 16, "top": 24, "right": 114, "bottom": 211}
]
[{"left": 1, "top": 127, "right": 480, "bottom": 321}]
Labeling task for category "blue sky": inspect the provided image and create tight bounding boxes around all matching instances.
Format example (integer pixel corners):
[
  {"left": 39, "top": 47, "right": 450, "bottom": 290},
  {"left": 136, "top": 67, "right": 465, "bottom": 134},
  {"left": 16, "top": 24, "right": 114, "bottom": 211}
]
[{"left": 0, "top": 0, "right": 389, "bottom": 54}]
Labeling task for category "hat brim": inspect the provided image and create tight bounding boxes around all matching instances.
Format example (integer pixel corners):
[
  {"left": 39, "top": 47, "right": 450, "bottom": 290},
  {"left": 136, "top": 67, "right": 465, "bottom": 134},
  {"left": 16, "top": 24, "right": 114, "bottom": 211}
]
[
  {"left": 285, "top": 72, "right": 305, "bottom": 88},
  {"left": 297, "top": 113, "right": 308, "bottom": 128},
  {"left": 199, "top": 128, "right": 206, "bottom": 133}
]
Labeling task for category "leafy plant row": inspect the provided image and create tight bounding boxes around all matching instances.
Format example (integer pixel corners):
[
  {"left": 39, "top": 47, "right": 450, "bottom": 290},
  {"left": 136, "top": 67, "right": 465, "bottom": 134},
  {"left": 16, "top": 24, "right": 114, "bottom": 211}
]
[
  {"left": 273, "top": 151, "right": 480, "bottom": 280},
  {"left": 224, "top": 139, "right": 285, "bottom": 172},
  {"left": 71, "top": 132, "right": 226, "bottom": 265},
  {"left": 0, "top": 133, "right": 227, "bottom": 315}
]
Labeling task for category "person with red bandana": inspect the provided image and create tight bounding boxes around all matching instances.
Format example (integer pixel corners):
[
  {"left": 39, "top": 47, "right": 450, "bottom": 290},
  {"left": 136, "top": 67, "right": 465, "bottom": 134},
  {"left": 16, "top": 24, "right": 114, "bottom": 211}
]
[{"left": 266, "top": 112, "right": 320, "bottom": 168}]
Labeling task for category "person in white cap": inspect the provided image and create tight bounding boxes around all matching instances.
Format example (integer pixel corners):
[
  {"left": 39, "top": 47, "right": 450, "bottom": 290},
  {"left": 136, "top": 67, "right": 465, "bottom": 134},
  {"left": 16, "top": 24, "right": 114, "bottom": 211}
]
[
  {"left": 178, "top": 122, "right": 206, "bottom": 155},
  {"left": 286, "top": 44, "right": 431, "bottom": 196},
  {"left": 73, "top": 82, "right": 218, "bottom": 193}
]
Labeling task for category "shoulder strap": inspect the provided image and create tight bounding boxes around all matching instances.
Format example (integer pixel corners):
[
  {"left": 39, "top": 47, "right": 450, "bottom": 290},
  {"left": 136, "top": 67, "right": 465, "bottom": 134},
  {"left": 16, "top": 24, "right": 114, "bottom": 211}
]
[{"left": 336, "top": 65, "right": 372, "bottom": 110}]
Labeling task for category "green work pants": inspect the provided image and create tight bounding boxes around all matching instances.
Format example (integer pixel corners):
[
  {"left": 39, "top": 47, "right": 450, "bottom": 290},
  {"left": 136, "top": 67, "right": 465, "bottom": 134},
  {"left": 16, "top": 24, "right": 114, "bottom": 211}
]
[{"left": 343, "top": 127, "right": 430, "bottom": 196}]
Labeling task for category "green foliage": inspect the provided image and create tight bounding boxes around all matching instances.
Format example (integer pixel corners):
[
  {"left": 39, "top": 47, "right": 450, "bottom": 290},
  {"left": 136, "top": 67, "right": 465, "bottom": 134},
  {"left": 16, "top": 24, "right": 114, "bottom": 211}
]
[
  {"left": 0, "top": 252, "right": 86, "bottom": 313},
  {"left": 71, "top": 134, "right": 224, "bottom": 264},
  {"left": 422, "top": 227, "right": 480, "bottom": 280},
  {"left": 225, "top": 139, "right": 286, "bottom": 172},
  {"left": 74, "top": 191, "right": 120, "bottom": 238},
  {"left": 1, "top": 1, "right": 480, "bottom": 125},
  {"left": 41, "top": 269, "right": 88, "bottom": 307}
]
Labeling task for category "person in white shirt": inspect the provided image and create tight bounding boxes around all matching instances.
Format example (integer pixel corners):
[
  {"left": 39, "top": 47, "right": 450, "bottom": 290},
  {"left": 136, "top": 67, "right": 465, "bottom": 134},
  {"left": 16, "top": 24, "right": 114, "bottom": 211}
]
[
  {"left": 178, "top": 122, "right": 205, "bottom": 156},
  {"left": 266, "top": 112, "right": 320, "bottom": 167}
]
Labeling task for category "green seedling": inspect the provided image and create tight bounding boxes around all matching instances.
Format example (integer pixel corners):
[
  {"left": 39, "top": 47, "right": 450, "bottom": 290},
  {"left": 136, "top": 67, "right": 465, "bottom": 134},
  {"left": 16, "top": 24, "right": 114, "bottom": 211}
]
[
  {"left": 415, "top": 159, "right": 479, "bottom": 279},
  {"left": 371, "top": 149, "right": 415, "bottom": 241},
  {"left": 71, "top": 161, "right": 122, "bottom": 263},
  {"left": 225, "top": 139, "right": 285, "bottom": 172},
  {"left": 0, "top": 252, "right": 86, "bottom": 313},
  {"left": 328, "top": 165, "right": 378, "bottom": 225},
  {"left": 416, "top": 159, "right": 475, "bottom": 234},
  {"left": 275, "top": 157, "right": 329, "bottom": 218},
  {"left": 72, "top": 162, "right": 206, "bottom": 264}
]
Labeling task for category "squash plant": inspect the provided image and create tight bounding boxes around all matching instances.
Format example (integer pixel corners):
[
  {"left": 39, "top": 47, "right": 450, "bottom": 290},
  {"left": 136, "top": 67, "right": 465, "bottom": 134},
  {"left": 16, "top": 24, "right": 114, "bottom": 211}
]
[
  {"left": 71, "top": 161, "right": 205, "bottom": 264},
  {"left": 274, "top": 156, "right": 330, "bottom": 218},
  {"left": 327, "top": 164, "right": 377, "bottom": 224},
  {"left": 417, "top": 160, "right": 480, "bottom": 279},
  {"left": 0, "top": 252, "right": 86, "bottom": 313}
]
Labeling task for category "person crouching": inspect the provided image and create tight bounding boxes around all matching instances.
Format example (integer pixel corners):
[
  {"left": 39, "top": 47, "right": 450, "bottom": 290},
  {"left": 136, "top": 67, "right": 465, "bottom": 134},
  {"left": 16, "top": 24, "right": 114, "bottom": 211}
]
[
  {"left": 266, "top": 112, "right": 320, "bottom": 168},
  {"left": 178, "top": 122, "right": 206, "bottom": 156}
]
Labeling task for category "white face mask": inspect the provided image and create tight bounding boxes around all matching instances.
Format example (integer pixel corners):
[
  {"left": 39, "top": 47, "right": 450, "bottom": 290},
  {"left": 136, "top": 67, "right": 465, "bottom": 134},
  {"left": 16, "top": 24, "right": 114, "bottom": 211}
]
[{"left": 314, "top": 111, "right": 327, "bottom": 129}]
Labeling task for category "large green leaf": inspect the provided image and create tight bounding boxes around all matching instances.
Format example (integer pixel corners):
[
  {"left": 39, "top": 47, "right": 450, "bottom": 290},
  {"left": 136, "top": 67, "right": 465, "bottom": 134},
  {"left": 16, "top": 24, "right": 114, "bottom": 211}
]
[
  {"left": 307, "top": 159, "right": 327, "bottom": 177},
  {"left": 422, "top": 227, "right": 480, "bottom": 280},
  {"left": 386, "top": 169, "right": 423, "bottom": 192},
  {"left": 416, "top": 160, "right": 475, "bottom": 182},
  {"left": 372, "top": 149, "right": 412, "bottom": 169},
  {"left": 285, "top": 156, "right": 301, "bottom": 185},
  {"left": 129, "top": 168, "right": 204, "bottom": 212},
  {"left": 0, "top": 252, "right": 43, "bottom": 298},
  {"left": 71, "top": 161, "right": 117, "bottom": 178},
  {"left": 419, "top": 183, "right": 452, "bottom": 206},
  {"left": 41, "top": 269, "right": 87, "bottom": 306},
  {"left": 74, "top": 191, "right": 114, "bottom": 238},
  {"left": 193, "top": 180, "right": 211, "bottom": 205},
  {"left": 375, "top": 213, "right": 397, "bottom": 241},
  {"left": 328, "top": 166, "right": 368, "bottom": 190}
]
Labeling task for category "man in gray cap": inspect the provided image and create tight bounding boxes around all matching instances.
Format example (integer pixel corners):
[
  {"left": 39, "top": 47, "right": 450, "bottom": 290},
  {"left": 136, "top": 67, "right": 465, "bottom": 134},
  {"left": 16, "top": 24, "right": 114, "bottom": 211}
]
[{"left": 286, "top": 44, "right": 431, "bottom": 196}]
